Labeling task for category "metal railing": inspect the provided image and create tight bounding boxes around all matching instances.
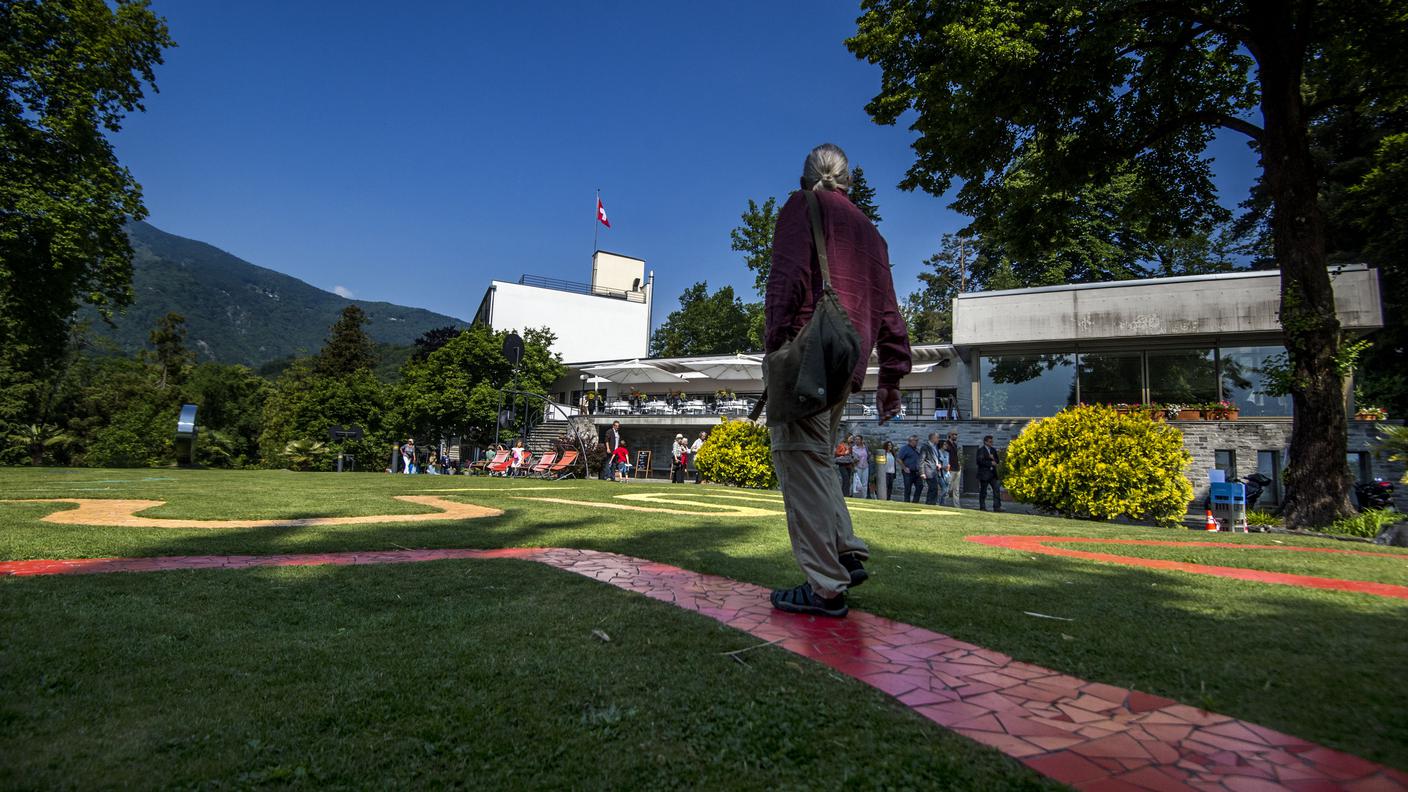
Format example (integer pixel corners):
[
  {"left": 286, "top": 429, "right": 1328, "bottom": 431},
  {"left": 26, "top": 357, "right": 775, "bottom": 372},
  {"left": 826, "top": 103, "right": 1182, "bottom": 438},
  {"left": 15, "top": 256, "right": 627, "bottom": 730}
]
[{"left": 518, "top": 274, "right": 646, "bottom": 303}]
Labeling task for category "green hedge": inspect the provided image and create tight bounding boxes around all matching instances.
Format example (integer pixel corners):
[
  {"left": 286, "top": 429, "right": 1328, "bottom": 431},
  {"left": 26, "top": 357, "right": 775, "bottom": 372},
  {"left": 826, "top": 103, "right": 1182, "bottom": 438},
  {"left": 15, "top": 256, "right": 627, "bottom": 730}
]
[
  {"left": 695, "top": 418, "right": 776, "bottom": 489},
  {"left": 1005, "top": 404, "right": 1192, "bottom": 526}
]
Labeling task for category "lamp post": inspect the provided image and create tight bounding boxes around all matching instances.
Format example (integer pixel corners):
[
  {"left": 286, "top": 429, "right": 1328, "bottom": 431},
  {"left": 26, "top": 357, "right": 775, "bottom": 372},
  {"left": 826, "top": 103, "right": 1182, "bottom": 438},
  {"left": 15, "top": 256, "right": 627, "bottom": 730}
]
[{"left": 579, "top": 373, "right": 588, "bottom": 415}]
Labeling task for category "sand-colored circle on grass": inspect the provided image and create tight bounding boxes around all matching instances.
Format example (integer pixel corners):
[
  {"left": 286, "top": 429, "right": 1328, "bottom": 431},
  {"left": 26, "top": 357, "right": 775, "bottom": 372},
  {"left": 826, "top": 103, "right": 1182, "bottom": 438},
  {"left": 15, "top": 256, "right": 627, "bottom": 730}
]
[{"left": 3, "top": 495, "right": 502, "bottom": 529}]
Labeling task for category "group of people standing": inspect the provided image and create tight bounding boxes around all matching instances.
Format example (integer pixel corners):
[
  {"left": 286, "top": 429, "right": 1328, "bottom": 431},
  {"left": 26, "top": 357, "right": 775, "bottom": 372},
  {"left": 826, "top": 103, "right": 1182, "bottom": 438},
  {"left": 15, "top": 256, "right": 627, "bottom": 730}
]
[
  {"left": 600, "top": 420, "right": 708, "bottom": 483},
  {"left": 832, "top": 431, "right": 1003, "bottom": 509}
]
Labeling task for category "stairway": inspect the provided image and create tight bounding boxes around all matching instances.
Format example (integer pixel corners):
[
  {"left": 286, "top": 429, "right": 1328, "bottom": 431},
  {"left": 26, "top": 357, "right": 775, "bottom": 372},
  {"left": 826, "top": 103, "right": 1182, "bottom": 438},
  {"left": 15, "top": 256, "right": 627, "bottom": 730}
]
[{"left": 526, "top": 420, "right": 568, "bottom": 454}]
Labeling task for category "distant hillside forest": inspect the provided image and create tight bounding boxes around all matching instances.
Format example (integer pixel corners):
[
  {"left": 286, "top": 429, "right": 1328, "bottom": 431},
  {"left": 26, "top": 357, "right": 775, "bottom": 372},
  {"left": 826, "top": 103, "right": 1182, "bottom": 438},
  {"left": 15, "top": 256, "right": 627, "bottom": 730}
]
[
  {"left": 80, "top": 221, "right": 467, "bottom": 367},
  {"left": 5, "top": 308, "right": 564, "bottom": 471}
]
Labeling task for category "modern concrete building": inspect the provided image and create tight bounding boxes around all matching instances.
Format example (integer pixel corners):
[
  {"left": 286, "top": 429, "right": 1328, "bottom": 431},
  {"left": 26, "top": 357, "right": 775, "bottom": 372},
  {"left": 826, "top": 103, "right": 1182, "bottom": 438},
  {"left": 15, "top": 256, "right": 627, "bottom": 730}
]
[
  {"left": 529, "top": 266, "right": 1400, "bottom": 509},
  {"left": 473, "top": 251, "right": 653, "bottom": 362}
]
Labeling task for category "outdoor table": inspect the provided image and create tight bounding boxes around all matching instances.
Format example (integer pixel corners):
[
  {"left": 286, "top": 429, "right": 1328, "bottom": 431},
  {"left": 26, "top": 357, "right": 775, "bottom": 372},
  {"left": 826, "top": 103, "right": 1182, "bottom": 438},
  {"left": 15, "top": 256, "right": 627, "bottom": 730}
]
[
  {"left": 682, "top": 401, "right": 706, "bottom": 415},
  {"left": 607, "top": 402, "right": 632, "bottom": 415}
]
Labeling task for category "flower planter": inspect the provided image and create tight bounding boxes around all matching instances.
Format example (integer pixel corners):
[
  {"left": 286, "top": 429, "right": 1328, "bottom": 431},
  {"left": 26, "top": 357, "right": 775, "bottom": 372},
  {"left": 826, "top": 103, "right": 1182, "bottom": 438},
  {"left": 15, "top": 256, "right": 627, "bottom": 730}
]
[
  {"left": 1202, "top": 409, "right": 1239, "bottom": 421},
  {"left": 1355, "top": 413, "right": 1383, "bottom": 421},
  {"left": 1176, "top": 409, "right": 1202, "bottom": 421}
]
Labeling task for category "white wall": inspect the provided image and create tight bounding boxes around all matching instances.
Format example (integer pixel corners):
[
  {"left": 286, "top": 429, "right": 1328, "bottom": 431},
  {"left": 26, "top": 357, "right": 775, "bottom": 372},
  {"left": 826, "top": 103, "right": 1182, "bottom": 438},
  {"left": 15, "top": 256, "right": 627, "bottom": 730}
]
[
  {"left": 592, "top": 251, "right": 645, "bottom": 293},
  {"left": 487, "top": 281, "right": 650, "bottom": 362}
]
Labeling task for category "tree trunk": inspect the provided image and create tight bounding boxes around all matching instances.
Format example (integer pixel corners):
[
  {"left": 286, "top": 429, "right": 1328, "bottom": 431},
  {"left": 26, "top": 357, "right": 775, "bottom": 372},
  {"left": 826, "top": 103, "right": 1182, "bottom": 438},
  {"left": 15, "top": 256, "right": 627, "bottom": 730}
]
[{"left": 1252, "top": 4, "right": 1355, "bottom": 529}]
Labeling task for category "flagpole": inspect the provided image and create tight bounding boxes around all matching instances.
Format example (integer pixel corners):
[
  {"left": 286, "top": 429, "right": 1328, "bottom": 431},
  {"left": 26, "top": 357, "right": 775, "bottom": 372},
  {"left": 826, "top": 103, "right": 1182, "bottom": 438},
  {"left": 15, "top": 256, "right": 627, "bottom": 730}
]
[{"left": 593, "top": 188, "right": 600, "bottom": 255}]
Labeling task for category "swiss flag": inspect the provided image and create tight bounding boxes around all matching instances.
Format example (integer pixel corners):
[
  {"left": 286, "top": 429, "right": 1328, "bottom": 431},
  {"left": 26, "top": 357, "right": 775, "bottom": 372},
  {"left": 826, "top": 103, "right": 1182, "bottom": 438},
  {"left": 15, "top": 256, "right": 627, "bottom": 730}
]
[{"left": 597, "top": 197, "right": 611, "bottom": 228}]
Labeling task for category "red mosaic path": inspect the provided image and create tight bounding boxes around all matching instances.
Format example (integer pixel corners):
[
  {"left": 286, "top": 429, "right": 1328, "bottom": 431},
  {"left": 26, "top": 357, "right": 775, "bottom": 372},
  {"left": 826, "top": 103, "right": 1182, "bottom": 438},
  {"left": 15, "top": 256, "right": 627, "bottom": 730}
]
[
  {"left": 968, "top": 535, "right": 1408, "bottom": 601},
  {"left": 4, "top": 548, "right": 1406, "bottom": 790}
]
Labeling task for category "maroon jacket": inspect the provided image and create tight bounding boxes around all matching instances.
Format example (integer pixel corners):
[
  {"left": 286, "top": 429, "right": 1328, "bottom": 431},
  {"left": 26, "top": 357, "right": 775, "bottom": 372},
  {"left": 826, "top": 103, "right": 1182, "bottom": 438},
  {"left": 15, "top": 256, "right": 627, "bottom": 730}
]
[{"left": 764, "top": 189, "right": 912, "bottom": 389}]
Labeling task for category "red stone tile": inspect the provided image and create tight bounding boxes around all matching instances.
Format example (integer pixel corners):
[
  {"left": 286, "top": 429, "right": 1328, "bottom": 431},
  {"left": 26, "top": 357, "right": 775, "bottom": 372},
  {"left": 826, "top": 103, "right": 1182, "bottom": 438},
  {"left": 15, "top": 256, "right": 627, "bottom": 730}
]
[
  {"left": 1295, "top": 747, "right": 1386, "bottom": 781},
  {"left": 897, "top": 688, "right": 958, "bottom": 708},
  {"left": 1068, "top": 693, "right": 1127, "bottom": 713},
  {"left": 915, "top": 701, "right": 994, "bottom": 727},
  {"left": 1127, "top": 691, "right": 1179, "bottom": 714},
  {"left": 1345, "top": 774, "right": 1408, "bottom": 791},
  {"left": 1024, "top": 750, "right": 1115, "bottom": 784},
  {"left": 950, "top": 713, "right": 1004, "bottom": 734},
  {"left": 1221, "top": 777, "right": 1292, "bottom": 791},
  {"left": 1113, "top": 765, "right": 1198, "bottom": 792},
  {"left": 1074, "top": 733, "right": 1155, "bottom": 761},
  {"left": 1027, "top": 735, "right": 1086, "bottom": 752},
  {"left": 962, "top": 729, "right": 1047, "bottom": 758}
]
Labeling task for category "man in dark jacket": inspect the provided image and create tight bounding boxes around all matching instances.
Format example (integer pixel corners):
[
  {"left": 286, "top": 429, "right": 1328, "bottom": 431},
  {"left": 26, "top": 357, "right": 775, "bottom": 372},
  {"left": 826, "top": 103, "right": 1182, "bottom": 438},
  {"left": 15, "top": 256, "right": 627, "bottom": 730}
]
[
  {"left": 765, "top": 143, "right": 912, "bottom": 618},
  {"left": 896, "top": 435, "right": 923, "bottom": 503},
  {"left": 977, "top": 434, "right": 1003, "bottom": 512},
  {"left": 600, "top": 421, "right": 622, "bottom": 481}
]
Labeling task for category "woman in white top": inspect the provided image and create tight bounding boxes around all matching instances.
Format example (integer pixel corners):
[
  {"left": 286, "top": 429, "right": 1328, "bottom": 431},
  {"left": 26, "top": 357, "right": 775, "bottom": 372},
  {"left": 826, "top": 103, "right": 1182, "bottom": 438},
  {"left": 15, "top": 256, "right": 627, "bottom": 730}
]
[{"left": 690, "top": 431, "right": 708, "bottom": 484}]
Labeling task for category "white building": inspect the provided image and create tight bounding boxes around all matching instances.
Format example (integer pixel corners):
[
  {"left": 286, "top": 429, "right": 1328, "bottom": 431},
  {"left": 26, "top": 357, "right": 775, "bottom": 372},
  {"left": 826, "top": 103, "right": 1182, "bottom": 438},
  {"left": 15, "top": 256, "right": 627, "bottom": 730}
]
[{"left": 473, "top": 251, "right": 653, "bottom": 362}]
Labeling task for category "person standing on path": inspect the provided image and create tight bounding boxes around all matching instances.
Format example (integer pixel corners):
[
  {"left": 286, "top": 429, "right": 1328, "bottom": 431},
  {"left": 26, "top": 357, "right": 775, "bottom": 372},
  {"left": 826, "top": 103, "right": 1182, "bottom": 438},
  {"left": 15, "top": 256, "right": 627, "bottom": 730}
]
[
  {"left": 942, "top": 431, "right": 964, "bottom": 508},
  {"left": 834, "top": 434, "right": 855, "bottom": 497},
  {"left": 671, "top": 433, "right": 689, "bottom": 483},
  {"left": 765, "top": 143, "right": 912, "bottom": 618},
  {"left": 600, "top": 421, "right": 622, "bottom": 481},
  {"left": 879, "top": 440, "right": 898, "bottom": 501},
  {"left": 897, "top": 435, "right": 923, "bottom": 503},
  {"left": 921, "top": 432, "right": 948, "bottom": 506},
  {"left": 851, "top": 435, "right": 871, "bottom": 498},
  {"left": 691, "top": 431, "right": 708, "bottom": 483},
  {"left": 977, "top": 434, "right": 1004, "bottom": 512}
]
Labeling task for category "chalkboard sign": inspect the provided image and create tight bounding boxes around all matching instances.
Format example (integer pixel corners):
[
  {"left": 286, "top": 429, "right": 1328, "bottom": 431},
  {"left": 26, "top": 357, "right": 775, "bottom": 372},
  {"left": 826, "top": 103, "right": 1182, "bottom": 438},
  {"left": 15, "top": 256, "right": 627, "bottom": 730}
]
[{"left": 635, "top": 450, "right": 652, "bottom": 478}]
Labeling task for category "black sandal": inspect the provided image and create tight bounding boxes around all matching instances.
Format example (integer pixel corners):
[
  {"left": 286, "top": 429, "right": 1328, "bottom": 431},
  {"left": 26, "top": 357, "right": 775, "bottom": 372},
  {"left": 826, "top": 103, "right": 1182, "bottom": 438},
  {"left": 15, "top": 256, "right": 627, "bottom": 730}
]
[
  {"left": 770, "top": 583, "right": 848, "bottom": 618},
  {"left": 840, "top": 553, "right": 869, "bottom": 588}
]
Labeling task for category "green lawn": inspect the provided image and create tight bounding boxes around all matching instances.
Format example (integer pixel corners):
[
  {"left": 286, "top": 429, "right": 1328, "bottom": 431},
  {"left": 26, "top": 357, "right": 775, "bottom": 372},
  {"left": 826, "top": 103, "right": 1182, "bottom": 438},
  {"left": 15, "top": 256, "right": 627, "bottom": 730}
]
[{"left": 2, "top": 468, "right": 1406, "bottom": 787}]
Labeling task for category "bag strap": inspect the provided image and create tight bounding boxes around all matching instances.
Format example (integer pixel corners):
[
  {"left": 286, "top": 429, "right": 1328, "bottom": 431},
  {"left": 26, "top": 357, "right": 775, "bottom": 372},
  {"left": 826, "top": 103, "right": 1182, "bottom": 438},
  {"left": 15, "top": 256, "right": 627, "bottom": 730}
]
[{"left": 802, "top": 190, "right": 832, "bottom": 290}]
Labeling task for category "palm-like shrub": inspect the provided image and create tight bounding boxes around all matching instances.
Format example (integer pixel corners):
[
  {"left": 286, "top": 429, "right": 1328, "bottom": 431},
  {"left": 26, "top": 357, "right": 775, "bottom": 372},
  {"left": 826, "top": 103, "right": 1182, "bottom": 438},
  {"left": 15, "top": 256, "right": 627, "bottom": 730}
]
[
  {"left": 283, "top": 439, "right": 330, "bottom": 471},
  {"left": 1378, "top": 424, "right": 1408, "bottom": 484},
  {"left": 1005, "top": 404, "right": 1193, "bottom": 526},
  {"left": 694, "top": 418, "right": 776, "bottom": 489}
]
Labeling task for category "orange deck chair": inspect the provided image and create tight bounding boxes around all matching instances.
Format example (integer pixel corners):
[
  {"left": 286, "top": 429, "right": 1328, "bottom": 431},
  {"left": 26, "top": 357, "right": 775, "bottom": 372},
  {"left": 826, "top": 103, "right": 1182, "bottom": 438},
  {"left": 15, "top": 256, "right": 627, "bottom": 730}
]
[
  {"left": 529, "top": 452, "right": 557, "bottom": 476},
  {"left": 547, "top": 449, "right": 579, "bottom": 479},
  {"left": 471, "top": 449, "right": 510, "bottom": 475}
]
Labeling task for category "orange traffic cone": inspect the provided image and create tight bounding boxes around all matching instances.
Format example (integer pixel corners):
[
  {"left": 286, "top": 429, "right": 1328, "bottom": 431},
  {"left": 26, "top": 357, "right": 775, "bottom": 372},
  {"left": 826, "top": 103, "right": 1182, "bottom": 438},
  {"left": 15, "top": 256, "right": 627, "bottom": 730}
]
[{"left": 1205, "top": 510, "right": 1219, "bottom": 531}]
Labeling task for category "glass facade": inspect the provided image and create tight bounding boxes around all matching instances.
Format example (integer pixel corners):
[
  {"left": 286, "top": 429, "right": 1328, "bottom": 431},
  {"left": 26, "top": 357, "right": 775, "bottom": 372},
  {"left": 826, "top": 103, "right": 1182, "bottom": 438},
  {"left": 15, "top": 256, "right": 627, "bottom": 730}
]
[
  {"left": 1219, "top": 346, "right": 1292, "bottom": 417},
  {"left": 977, "top": 345, "right": 1295, "bottom": 418},
  {"left": 1078, "top": 352, "right": 1143, "bottom": 406},
  {"left": 1148, "top": 348, "right": 1217, "bottom": 405},
  {"left": 979, "top": 354, "right": 1076, "bottom": 417}
]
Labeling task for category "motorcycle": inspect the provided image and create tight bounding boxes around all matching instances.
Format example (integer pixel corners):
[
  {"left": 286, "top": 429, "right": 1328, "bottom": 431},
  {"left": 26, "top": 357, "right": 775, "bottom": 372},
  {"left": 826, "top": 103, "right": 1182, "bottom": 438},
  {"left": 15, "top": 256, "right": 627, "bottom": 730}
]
[{"left": 1354, "top": 478, "right": 1396, "bottom": 512}]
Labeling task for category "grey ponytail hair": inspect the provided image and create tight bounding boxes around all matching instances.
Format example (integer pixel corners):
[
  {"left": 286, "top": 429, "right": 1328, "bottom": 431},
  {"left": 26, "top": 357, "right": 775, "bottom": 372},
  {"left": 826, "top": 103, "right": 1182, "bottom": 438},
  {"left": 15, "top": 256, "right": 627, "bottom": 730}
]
[{"left": 801, "top": 143, "right": 852, "bottom": 192}]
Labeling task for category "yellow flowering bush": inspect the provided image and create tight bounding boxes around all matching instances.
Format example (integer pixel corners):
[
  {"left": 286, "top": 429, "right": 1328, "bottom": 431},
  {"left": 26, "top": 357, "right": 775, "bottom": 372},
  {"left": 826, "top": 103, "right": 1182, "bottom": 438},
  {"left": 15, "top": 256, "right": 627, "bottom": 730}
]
[
  {"left": 1005, "top": 404, "right": 1193, "bottom": 526},
  {"left": 694, "top": 418, "right": 776, "bottom": 489}
]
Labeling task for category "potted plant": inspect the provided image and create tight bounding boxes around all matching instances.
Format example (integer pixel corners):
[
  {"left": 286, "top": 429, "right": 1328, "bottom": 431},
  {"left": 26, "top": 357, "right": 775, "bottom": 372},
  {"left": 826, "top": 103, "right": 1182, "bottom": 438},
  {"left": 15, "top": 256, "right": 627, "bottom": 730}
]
[
  {"left": 1355, "top": 405, "right": 1389, "bottom": 421},
  {"left": 1160, "top": 403, "right": 1185, "bottom": 421},
  {"left": 1201, "top": 400, "right": 1239, "bottom": 420}
]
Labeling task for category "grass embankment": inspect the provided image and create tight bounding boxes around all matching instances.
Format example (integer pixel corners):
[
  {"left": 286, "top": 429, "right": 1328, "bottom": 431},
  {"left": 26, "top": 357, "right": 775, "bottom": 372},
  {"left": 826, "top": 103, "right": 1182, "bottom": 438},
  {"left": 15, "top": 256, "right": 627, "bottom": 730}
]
[{"left": 1, "top": 468, "right": 1405, "bottom": 784}]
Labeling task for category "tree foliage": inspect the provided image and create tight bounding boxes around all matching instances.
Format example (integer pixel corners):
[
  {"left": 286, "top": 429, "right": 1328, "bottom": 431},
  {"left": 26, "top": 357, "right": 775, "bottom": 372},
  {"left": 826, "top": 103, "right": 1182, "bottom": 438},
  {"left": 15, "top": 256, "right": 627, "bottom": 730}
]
[
  {"left": 148, "top": 312, "right": 193, "bottom": 388},
  {"left": 730, "top": 197, "right": 779, "bottom": 297},
  {"left": 649, "top": 282, "right": 754, "bottom": 357},
  {"left": 848, "top": 1, "right": 1408, "bottom": 529},
  {"left": 848, "top": 166, "right": 882, "bottom": 225},
  {"left": 316, "top": 305, "right": 376, "bottom": 377},
  {"left": 395, "top": 325, "right": 563, "bottom": 446},
  {"left": 0, "top": 0, "right": 173, "bottom": 385}
]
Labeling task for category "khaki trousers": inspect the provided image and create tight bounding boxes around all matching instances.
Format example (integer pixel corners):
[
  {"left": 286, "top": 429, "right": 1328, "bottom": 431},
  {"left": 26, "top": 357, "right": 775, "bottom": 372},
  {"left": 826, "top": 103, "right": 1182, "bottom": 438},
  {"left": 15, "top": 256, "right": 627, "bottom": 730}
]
[{"left": 770, "top": 400, "right": 869, "bottom": 598}]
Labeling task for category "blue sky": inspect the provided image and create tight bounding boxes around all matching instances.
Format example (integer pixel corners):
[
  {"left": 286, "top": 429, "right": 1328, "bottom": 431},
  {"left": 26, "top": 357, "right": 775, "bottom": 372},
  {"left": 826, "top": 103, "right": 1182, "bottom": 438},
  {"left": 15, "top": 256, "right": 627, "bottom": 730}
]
[{"left": 114, "top": 1, "right": 1260, "bottom": 325}]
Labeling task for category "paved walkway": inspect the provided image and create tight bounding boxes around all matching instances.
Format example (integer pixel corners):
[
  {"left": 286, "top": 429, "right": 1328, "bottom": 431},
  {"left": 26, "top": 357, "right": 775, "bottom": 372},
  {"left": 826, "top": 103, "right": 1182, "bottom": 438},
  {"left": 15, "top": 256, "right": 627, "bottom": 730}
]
[{"left": 3, "top": 546, "right": 1404, "bottom": 791}]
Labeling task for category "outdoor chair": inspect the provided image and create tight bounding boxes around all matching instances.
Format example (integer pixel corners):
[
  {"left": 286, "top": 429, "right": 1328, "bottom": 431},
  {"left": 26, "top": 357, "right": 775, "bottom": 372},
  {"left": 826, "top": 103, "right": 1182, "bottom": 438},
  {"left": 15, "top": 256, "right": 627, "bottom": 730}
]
[
  {"left": 509, "top": 453, "right": 535, "bottom": 477},
  {"left": 487, "top": 452, "right": 514, "bottom": 476},
  {"left": 470, "top": 450, "right": 510, "bottom": 475},
  {"left": 529, "top": 452, "right": 557, "bottom": 477},
  {"left": 548, "top": 450, "right": 579, "bottom": 478}
]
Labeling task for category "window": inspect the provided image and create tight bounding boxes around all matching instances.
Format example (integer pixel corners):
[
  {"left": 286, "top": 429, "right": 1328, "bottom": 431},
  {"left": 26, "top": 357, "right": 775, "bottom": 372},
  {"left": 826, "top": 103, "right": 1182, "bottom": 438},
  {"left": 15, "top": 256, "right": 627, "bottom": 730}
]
[
  {"left": 901, "top": 389, "right": 924, "bottom": 417},
  {"left": 1078, "top": 352, "right": 1143, "bottom": 406},
  {"left": 1214, "top": 449, "right": 1237, "bottom": 480},
  {"left": 1148, "top": 348, "right": 1217, "bottom": 405},
  {"left": 979, "top": 354, "right": 1076, "bottom": 417},
  {"left": 1219, "top": 346, "right": 1292, "bottom": 417},
  {"left": 1255, "top": 450, "right": 1282, "bottom": 506},
  {"left": 1347, "top": 452, "right": 1371, "bottom": 483}
]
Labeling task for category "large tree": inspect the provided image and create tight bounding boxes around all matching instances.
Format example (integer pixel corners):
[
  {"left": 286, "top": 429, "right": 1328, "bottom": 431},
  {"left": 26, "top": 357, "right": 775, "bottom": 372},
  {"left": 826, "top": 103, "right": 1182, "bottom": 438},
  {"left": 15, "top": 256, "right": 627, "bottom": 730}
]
[
  {"left": 848, "top": 166, "right": 883, "bottom": 224},
  {"left": 730, "top": 197, "right": 779, "bottom": 297},
  {"left": 0, "top": 0, "right": 173, "bottom": 386},
  {"left": 649, "top": 282, "right": 754, "bottom": 357},
  {"left": 849, "top": 1, "right": 1407, "bottom": 529},
  {"left": 316, "top": 305, "right": 376, "bottom": 377}
]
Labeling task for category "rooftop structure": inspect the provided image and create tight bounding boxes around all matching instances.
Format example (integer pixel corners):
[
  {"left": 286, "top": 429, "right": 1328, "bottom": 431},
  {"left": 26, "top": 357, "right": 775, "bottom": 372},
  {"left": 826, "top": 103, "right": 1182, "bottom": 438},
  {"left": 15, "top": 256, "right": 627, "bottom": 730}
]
[{"left": 474, "top": 251, "right": 653, "bottom": 362}]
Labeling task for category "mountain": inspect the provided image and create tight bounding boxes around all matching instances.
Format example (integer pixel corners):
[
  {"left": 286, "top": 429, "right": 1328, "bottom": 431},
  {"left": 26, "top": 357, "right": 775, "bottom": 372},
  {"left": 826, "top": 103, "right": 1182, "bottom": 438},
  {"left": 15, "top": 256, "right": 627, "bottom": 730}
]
[{"left": 82, "top": 221, "right": 465, "bottom": 366}]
